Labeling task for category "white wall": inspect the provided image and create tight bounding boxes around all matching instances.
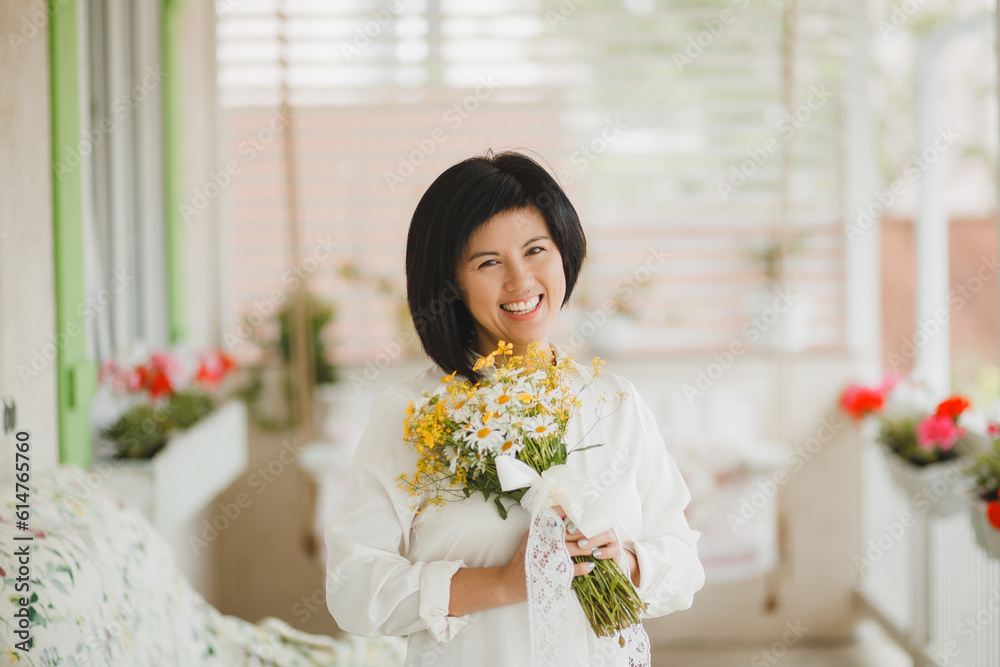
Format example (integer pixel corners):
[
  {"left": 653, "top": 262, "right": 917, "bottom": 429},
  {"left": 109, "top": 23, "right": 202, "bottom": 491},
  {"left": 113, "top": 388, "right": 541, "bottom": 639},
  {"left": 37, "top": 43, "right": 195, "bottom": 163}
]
[{"left": 0, "top": 0, "right": 60, "bottom": 483}]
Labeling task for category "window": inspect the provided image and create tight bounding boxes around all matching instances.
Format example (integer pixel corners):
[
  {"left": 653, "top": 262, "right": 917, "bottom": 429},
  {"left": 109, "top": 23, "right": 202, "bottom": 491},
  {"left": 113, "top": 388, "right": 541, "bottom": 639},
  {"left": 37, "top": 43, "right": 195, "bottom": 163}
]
[
  {"left": 217, "top": 0, "right": 850, "bottom": 363},
  {"left": 79, "top": 0, "right": 170, "bottom": 364}
]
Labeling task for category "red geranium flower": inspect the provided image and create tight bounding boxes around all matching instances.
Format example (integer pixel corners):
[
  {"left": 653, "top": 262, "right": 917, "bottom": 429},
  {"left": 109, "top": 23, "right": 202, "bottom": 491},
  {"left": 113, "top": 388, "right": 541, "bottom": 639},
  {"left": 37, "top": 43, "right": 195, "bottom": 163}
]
[
  {"left": 987, "top": 501, "right": 1000, "bottom": 531},
  {"left": 195, "top": 350, "right": 236, "bottom": 388},
  {"left": 935, "top": 395, "right": 971, "bottom": 420},
  {"left": 840, "top": 385, "right": 885, "bottom": 421}
]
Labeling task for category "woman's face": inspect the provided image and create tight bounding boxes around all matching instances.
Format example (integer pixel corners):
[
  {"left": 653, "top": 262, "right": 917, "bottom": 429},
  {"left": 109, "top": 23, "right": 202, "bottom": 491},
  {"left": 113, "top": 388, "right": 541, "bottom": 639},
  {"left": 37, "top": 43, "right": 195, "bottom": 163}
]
[{"left": 456, "top": 207, "right": 566, "bottom": 359}]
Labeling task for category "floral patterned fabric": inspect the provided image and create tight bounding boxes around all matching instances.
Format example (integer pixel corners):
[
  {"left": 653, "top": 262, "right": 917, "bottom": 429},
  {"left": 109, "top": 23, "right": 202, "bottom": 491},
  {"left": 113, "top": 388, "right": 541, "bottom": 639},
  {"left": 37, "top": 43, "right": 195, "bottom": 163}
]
[{"left": 0, "top": 465, "right": 405, "bottom": 666}]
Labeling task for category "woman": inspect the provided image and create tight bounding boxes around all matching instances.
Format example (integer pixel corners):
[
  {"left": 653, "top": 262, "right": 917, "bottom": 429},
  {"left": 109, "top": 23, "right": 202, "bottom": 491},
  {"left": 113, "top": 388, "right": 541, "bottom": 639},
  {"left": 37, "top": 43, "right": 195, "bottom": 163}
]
[{"left": 325, "top": 151, "right": 704, "bottom": 666}]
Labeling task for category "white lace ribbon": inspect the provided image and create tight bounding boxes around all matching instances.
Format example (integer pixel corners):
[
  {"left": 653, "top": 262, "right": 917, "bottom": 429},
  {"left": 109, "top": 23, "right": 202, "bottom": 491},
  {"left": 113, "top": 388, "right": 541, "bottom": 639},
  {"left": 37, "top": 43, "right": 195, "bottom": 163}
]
[{"left": 498, "top": 457, "right": 651, "bottom": 666}]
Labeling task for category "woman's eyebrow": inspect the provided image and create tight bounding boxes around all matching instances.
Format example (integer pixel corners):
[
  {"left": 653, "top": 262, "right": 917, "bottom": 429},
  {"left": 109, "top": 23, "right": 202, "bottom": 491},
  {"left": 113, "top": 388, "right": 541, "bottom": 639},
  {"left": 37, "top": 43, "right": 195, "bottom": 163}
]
[{"left": 467, "top": 235, "right": 551, "bottom": 262}]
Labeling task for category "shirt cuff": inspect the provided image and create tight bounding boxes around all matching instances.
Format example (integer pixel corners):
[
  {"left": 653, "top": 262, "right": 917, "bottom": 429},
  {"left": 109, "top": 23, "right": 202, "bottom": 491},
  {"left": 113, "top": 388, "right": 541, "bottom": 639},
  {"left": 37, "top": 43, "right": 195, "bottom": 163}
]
[
  {"left": 621, "top": 538, "right": 681, "bottom": 617},
  {"left": 418, "top": 558, "right": 468, "bottom": 643}
]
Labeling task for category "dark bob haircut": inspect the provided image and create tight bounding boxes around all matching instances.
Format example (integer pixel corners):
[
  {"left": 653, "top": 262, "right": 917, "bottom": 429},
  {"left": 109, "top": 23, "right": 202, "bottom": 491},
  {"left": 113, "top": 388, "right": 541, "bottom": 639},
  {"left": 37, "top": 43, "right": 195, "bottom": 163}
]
[{"left": 405, "top": 151, "right": 587, "bottom": 383}]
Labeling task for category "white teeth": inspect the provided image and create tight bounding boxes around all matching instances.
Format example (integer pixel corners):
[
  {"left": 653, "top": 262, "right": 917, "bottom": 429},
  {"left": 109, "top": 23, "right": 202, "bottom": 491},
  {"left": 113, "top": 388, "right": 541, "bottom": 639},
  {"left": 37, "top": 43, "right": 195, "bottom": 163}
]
[{"left": 501, "top": 295, "right": 541, "bottom": 313}]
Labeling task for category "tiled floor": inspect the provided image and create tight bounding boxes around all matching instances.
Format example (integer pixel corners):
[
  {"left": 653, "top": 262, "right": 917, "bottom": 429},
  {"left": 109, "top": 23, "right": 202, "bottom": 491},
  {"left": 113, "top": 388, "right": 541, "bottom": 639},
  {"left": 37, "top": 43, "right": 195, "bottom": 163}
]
[{"left": 651, "top": 620, "right": 912, "bottom": 666}]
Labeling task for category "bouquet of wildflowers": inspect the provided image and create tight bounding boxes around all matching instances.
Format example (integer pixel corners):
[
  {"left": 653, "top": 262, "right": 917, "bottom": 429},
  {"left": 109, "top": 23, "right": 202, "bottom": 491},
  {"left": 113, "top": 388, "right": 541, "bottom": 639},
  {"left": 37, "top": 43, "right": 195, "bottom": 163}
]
[{"left": 398, "top": 341, "right": 646, "bottom": 642}]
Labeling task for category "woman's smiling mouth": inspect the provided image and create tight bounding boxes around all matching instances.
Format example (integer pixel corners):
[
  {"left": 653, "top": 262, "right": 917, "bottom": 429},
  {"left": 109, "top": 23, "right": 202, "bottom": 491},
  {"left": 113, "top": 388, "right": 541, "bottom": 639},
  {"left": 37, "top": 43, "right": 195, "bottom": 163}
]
[{"left": 500, "top": 294, "right": 542, "bottom": 319}]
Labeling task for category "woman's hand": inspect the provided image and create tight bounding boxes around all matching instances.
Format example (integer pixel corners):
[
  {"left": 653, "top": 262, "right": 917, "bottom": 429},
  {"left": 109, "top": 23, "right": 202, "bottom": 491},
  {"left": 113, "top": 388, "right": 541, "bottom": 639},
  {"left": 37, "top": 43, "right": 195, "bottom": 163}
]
[
  {"left": 497, "top": 506, "right": 641, "bottom": 606},
  {"left": 553, "top": 505, "right": 640, "bottom": 584}
]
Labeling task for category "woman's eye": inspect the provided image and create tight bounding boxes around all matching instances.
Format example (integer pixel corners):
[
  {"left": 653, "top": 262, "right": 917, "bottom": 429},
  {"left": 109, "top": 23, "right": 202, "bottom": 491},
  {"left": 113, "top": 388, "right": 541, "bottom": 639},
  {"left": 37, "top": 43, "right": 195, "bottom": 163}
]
[
  {"left": 527, "top": 246, "right": 544, "bottom": 256},
  {"left": 478, "top": 259, "right": 498, "bottom": 268}
]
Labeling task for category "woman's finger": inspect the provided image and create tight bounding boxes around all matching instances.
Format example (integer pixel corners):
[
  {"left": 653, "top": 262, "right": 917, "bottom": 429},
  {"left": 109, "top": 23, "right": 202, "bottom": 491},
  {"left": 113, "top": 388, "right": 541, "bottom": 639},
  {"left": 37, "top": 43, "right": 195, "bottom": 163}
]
[{"left": 573, "top": 560, "right": 597, "bottom": 577}]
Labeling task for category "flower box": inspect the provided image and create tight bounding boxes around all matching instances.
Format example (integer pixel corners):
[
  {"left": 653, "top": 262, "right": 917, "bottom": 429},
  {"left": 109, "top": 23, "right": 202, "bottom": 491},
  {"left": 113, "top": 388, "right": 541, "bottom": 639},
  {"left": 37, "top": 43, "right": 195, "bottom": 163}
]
[
  {"left": 98, "top": 400, "right": 248, "bottom": 531},
  {"left": 881, "top": 446, "right": 968, "bottom": 518},
  {"left": 966, "top": 494, "right": 1000, "bottom": 559}
]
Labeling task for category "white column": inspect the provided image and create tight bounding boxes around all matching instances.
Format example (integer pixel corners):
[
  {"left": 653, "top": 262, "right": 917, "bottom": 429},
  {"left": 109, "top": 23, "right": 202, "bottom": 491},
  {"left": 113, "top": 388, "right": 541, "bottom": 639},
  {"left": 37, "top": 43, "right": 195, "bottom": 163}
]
[
  {"left": 912, "top": 34, "right": 949, "bottom": 397},
  {"left": 843, "top": 0, "right": 880, "bottom": 377},
  {"left": 913, "top": 14, "right": 993, "bottom": 397}
]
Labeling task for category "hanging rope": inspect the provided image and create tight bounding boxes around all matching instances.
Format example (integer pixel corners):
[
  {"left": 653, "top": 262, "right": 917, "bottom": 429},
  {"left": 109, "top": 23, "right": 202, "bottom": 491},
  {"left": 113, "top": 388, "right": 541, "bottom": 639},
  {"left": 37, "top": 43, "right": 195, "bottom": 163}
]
[{"left": 278, "top": 0, "right": 316, "bottom": 445}]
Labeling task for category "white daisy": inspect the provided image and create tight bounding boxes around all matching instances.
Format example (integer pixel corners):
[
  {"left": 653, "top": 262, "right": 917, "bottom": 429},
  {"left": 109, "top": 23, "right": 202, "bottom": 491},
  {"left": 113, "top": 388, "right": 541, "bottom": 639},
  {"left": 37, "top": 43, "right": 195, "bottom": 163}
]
[
  {"left": 484, "top": 384, "right": 518, "bottom": 414},
  {"left": 459, "top": 415, "right": 505, "bottom": 453},
  {"left": 522, "top": 414, "right": 558, "bottom": 440}
]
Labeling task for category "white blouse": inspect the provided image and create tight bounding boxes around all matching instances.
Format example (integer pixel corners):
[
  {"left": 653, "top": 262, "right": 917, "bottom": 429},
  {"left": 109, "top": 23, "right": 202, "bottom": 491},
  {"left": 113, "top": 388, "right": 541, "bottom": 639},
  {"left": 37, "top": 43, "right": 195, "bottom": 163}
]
[{"left": 325, "top": 345, "right": 705, "bottom": 666}]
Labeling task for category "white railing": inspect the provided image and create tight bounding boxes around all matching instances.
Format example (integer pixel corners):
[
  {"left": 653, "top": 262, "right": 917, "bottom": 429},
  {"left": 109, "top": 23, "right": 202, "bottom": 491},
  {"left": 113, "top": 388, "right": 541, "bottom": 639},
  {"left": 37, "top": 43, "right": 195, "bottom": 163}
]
[{"left": 858, "top": 440, "right": 1000, "bottom": 667}]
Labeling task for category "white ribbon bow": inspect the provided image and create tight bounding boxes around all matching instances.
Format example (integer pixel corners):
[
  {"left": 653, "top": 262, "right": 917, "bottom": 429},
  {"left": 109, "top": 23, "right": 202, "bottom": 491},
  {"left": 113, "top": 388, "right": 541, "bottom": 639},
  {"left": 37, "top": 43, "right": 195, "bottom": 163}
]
[{"left": 495, "top": 456, "right": 615, "bottom": 539}]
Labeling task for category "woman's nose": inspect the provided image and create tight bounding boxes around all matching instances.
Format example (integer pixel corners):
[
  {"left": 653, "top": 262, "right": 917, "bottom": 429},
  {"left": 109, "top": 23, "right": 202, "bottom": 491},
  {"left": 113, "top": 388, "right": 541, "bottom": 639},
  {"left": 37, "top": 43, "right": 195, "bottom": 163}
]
[{"left": 504, "top": 260, "right": 533, "bottom": 292}]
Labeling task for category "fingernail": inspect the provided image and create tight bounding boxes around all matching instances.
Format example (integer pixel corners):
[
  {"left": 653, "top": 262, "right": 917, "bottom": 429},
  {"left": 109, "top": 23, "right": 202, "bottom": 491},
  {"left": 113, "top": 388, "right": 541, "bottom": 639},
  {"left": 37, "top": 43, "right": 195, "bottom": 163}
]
[
  {"left": 593, "top": 550, "right": 602, "bottom": 558},
  {"left": 567, "top": 524, "right": 577, "bottom": 534},
  {"left": 578, "top": 539, "right": 589, "bottom": 548},
  {"left": 586, "top": 562, "right": 595, "bottom": 570}
]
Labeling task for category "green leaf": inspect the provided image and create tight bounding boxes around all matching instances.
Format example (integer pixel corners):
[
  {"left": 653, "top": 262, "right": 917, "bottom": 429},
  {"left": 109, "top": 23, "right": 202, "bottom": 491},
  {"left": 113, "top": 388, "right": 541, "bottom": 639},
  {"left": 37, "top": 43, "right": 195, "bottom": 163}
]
[{"left": 494, "top": 497, "right": 508, "bottom": 520}]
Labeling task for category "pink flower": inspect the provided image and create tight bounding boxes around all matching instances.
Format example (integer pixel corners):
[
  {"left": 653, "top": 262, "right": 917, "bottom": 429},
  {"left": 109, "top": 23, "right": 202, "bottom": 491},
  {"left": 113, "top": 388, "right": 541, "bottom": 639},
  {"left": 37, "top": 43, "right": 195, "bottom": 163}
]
[
  {"left": 989, "top": 422, "right": 1000, "bottom": 438},
  {"left": 917, "top": 413, "right": 964, "bottom": 451}
]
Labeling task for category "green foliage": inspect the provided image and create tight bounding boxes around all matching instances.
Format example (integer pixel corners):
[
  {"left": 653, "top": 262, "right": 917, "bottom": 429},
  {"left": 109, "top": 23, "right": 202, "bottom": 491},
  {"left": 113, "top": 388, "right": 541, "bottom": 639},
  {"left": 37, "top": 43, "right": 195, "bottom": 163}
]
[
  {"left": 276, "top": 291, "right": 337, "bottom": 385},
  {"left": 102, "top": 390, "right": 216, "bottom": 459},
  {"left": 878, "top": 417, "right": 961, "bottom": 467},
  {"left": 967, "top": 438, "right": 1000, "bottom": 500}
]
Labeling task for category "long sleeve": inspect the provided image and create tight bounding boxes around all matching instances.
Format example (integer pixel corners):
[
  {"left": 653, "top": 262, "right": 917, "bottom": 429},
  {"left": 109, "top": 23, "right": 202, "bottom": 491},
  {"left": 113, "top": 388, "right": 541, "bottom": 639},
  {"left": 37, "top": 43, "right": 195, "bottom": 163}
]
[
  {"left": 325, "top": 384, "right": 470, "bottom": 642},
  {"left": 619, "top": 380, "right": 706, "bottom": 618}
]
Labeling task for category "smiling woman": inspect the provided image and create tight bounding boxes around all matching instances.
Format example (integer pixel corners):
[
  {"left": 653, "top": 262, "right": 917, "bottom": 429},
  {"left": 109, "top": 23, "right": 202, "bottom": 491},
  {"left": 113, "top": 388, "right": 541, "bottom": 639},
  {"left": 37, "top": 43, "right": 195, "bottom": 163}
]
[
  {"left": 404, "top": 151, "right": 587, "bottom": 382},
  {"left": 325, "top": 151, "right": 703, "bottom": 667},
  {"left": 456, "top": 208, "right": 567, "bottom": 360}
]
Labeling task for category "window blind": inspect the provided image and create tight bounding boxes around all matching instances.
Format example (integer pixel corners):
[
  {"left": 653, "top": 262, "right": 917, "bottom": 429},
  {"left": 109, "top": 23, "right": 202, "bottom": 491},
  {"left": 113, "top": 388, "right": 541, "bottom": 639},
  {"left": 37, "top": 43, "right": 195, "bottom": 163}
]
[{"left": 216, "top": 0, "right": 849, "bottom": 364}]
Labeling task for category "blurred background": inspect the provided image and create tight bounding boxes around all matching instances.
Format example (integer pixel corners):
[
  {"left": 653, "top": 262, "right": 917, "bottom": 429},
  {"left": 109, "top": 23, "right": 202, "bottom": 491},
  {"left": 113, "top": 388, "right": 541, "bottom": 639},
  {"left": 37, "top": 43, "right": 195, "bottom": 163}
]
[{"left": 2, "top": 0, "right": 1000, "bottom": 664}]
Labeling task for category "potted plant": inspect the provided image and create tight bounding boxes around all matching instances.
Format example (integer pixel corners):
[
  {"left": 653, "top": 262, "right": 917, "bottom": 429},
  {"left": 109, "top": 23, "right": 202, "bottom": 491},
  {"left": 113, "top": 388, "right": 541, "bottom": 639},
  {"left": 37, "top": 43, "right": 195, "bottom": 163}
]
[
  {"left": 94, "top": 348, "right": 247, "bottom": 530},
  {"left": 840, "top": 376, "right": 974, "bottom": 517},
  {"left": 237, "top": 290, "right": 338, "bottom": 432},
  {"left": 965, "top": 428, "right": 1000, "bottom": 558}
]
